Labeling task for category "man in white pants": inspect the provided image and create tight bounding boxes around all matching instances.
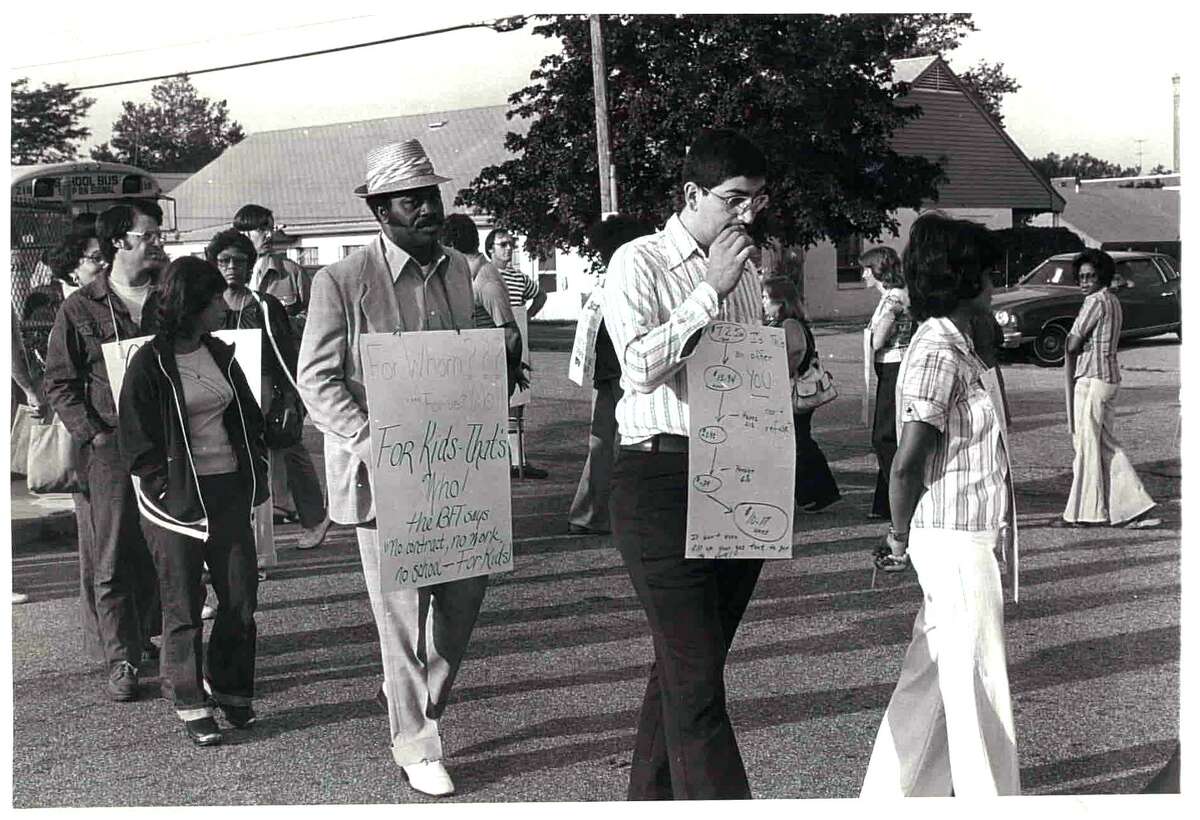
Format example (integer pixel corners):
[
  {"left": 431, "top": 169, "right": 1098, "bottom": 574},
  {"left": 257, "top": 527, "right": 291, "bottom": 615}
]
[{"left": 297, "top": 139, "right": 484, "bottom": 797}]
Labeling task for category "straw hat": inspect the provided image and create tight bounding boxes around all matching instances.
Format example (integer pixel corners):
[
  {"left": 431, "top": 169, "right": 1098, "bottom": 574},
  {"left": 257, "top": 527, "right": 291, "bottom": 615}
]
[{"left": 353, "top": 139, "right": 451, "bottom": 197}]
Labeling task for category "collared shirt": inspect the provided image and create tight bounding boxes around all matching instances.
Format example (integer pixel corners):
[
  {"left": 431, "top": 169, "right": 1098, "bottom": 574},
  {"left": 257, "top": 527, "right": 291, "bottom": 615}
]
[
  {"left": 898, "top": 316, "right": 1009, "bottom": 531},
  {"left": 1070, "top": 288, "right": 1121, "bottom": 384},
  {"left": 378, "top": 232, "right": 474, "bottom": 332},
  {"left": 601, "top": 213, "right": 762, "bottom": 445}
]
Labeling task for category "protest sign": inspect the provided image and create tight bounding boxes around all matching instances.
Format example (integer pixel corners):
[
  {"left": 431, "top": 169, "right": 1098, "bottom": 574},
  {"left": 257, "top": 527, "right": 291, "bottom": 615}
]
[
  {"left": 685, "top": 322, "right": 796, "bottom": 559},
  {"left": 360, "top": 330, "right": 514, "bottom": 591}
]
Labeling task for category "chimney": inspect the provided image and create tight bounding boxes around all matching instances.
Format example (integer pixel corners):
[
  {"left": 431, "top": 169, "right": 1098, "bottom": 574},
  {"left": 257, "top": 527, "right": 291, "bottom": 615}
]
[{"left": 1173, "top": 75, "right": 1181, "bottom": 173}]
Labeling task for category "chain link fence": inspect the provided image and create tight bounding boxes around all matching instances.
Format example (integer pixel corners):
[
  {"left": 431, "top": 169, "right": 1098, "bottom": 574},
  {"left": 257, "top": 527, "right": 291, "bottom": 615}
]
[{"left": 11, "top": 196, "right": 72, "bottom": 378}]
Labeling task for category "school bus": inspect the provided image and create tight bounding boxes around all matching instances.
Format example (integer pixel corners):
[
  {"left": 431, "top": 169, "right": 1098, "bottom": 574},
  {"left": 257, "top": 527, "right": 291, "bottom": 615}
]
[{"left": 10, "top": 160, "right": 176, "bottom": 369}]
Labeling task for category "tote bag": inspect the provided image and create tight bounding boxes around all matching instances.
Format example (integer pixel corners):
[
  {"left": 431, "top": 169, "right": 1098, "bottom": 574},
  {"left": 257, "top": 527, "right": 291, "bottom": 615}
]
[{"left": 26, "top": 413, "right": 85, "bottom": 494}]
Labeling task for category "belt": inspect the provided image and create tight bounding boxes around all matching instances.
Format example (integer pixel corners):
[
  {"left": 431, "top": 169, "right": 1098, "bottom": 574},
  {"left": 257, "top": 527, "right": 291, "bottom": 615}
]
[{"left": 620, "top": 434, "right": 689, "bottom": 454}]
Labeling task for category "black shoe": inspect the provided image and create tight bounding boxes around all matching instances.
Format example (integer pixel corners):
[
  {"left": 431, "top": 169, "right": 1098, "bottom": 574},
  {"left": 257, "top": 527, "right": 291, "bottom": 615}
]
[
  {"left": 511, "top": 464, "right": 549, "bottom": 479},
  {"left": 184, "top": 717, "right": 223, "bottom": 746},
  {"left": 219, "top": 703, "right": 257, "bottom": 729},
  {"left": 107, "top": 661, "right": 139, "bottom": 702},
  {"left": 141, "top": 640, "right": 160, "bottom": 661},
  {"left": 800, "top": 496, "right": 841, "bottom": 514},
  {"left": 273, "top": 511, "right": 300, "bottom": 525},
  {"left": 567, "top": 523, "right": 609, "bottom": 535}
]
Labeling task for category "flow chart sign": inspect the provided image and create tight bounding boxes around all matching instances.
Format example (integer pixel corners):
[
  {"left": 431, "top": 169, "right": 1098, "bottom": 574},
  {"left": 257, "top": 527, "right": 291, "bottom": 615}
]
[
  {"left": 685, "top": 322, "right": 795, "bottom": 559},
  {"left": 360, "top": 330, "right": 514, "bottom": 591}
]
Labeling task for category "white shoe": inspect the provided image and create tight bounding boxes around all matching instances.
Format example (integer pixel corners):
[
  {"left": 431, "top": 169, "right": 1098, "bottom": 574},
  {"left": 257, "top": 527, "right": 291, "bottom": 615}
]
[
  {"left": 401, "top": 759, "right": 455, "bottom": 797},
  {"left": 201, "top": 603, "right": 217, "bottom": 620}
]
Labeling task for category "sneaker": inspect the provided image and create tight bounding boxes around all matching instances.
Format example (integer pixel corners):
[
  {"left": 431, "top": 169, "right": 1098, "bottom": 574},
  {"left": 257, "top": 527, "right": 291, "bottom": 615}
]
[
  {"left": 297, "top": 516, "right": 332, "bottom": 550},
  {"left": 184, "top": 717, "right": 223, "bottom": 746},
  {"left": 219, "top": 703, "right": 257, "bottom": 729},
  {"left": 107, "top": 661, "right": 139, "bottom": 702},
  {"left": 401, "top": 759, "right": 455, "bottom": 797},
  {"left": 201, "top": 603, "right": 217, "bottom": 620},
  {"left": 12, "top": 591, "right": 29, "bottom": 604}
]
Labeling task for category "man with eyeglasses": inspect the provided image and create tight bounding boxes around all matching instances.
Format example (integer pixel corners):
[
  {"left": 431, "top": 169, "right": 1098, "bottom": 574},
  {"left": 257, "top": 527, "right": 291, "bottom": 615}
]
[
  {"left": 600, "top": 127, "right": 770, "bottom": 800},
  {"left": 44, "top": 200, "right": 167, "bottom": 704},
  {"left": 234, "top": 204, "right": 310, "bottom": 332},
  {"left": 485, "top": 228, "right": 549, "bottom": 479},
  {"left": 298, "top": 139, "right": 494, "bottom": 798}
]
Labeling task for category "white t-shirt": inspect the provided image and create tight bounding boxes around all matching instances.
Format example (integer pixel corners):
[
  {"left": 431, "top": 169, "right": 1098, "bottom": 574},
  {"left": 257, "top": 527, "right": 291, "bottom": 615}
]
[{"left": 108, "top": 276, "right": 152, "bottom": 327}]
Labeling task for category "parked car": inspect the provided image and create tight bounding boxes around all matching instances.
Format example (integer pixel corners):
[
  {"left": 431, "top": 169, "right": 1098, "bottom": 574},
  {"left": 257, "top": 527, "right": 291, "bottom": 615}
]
[{"left": 991, "top": 251, "right": 1181, "bottom": 366}]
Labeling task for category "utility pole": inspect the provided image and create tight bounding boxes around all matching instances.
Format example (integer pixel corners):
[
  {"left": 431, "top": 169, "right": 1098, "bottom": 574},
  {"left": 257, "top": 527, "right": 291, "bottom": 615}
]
[
  {"left": 1173, "top": 75, "right": 1180, "bottom": 172},
  {"left": 1134, "top": 138, "right": 1146, "bottom": 173},
  {"left": 590, "top": 15, "right": 616, "bottom": 216}
]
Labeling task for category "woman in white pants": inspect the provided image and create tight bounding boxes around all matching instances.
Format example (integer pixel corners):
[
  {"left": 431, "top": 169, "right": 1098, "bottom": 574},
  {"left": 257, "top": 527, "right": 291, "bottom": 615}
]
[{"left": 862, "top": 214, "right": 1019, "bottom": 797}]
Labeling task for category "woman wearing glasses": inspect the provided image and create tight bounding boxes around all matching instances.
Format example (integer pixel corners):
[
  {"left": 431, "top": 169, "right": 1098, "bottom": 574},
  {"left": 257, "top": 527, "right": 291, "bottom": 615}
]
[{"left": 119, "top": 256, "right": 268, "bottom": 746}]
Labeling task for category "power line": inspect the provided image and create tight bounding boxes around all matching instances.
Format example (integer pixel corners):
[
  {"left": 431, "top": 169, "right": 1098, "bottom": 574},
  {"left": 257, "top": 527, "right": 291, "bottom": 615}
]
[
  {"left": 13, "top": 14, "right": 378, "bottom": 70},
  {"left": 65, "top": 16, "right": 529, "bottom": 93}
]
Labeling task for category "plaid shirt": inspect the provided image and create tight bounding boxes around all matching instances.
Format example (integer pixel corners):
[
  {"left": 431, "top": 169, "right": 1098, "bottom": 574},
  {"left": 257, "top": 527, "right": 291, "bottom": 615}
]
[
  {"left": 601, "top": 214, "right": 762, "bottom": 445},
  {"left": 1070, "top": 289, "right": 1122, "bottom": 384},
  {"left": 898, "top": 316, "right": 1010, "bottom": 531}
]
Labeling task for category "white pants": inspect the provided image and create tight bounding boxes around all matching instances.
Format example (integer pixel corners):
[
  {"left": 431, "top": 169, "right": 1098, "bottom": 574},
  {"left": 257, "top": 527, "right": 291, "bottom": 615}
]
[
  {"left": 861, "top": 528, "right": 1019, "bottom": 797},
  {"left": 355, "top": 526, "right": 488, "bottom": 766},
  {"left": 1064, "top": 378, "right": 1155, "bottom": 524}
]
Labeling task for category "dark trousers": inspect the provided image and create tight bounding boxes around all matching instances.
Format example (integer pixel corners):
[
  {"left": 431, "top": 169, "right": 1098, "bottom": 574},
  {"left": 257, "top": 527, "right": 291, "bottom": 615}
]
[
  {"left": 143, "top": 473, "right": 257, "bottom": 715},
  {"left": 568, "top": 379, "right": 622, "bottom": 530},
  {"left": 270, "top": 439, "right": 326, "bottom": 529},
  {"left": 82, "top": 435, "right": 160, "bottom": 668},
  {"left": 610, "top": 449, "right": 763, "bottom": 800},
  {"left": 871, "top": 361, "right": 901, "bottom": 517},
  {"left": 793, "top": 411, "right": 840, "bottom": 507}
]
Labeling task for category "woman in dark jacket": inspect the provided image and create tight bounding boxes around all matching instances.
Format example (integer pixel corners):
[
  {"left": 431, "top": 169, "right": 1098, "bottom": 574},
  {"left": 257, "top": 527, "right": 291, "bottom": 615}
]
[{"left": 118, "top": 256, "right": 268, "bottom": 746}]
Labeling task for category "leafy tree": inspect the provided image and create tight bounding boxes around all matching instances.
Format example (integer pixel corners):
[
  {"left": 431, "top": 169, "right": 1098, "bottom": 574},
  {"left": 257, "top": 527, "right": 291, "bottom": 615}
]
[
  {"left": 89, "top": 75, "right": 244, "bottom": 172},
  {"left": 1029, "top": 152, "right": 1139, "bottom": 181},
  {"left": 957, "top": 60, "right": 1021, "bottom": 125},
  {"left": 11, "top": 78, "right": 95, "bottom": 164},
  {"left": 459, "top": 14, "right": 951, "bottom": 258}
]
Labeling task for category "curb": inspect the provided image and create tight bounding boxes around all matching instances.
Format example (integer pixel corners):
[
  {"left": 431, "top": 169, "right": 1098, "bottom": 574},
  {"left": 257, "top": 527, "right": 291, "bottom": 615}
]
[{"left": 10, "top": 510, "right": 77, "bottom": 548}]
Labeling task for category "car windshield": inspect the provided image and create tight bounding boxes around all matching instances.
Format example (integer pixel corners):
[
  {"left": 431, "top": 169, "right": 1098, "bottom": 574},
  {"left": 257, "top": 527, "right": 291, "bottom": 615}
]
[{"left": 1021, "top": 258, "right": 1078, "bottom": 286}]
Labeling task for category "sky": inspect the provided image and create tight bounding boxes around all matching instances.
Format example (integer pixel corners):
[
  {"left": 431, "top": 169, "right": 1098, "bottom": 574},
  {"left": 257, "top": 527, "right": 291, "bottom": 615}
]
[{"left": 5, "top": 1, "right": 1187, "bottom": 174}]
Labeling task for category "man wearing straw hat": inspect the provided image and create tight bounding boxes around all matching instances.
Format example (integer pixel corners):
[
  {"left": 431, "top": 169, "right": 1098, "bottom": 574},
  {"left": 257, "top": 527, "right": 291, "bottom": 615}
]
[{"left": 297, "top": 139, "right": 484, "bottom": 797}]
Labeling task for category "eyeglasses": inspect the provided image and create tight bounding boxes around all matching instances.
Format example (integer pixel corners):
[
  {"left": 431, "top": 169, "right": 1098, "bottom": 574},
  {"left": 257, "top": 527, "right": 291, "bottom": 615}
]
[
  {"left": 701, "top": 187, "right": 770, "bottom": 216},
  {"left": 494, "top": 241, "right": 513, "bottom": 249},
  {"left": 215, "top": 255, "right": 250, "bottom": 268},
  {"left": 81, "top": 253, "right": 105, "bottom": 263},
  {"left": 126, "top": 230, "right": 164, "bottom": 245}
]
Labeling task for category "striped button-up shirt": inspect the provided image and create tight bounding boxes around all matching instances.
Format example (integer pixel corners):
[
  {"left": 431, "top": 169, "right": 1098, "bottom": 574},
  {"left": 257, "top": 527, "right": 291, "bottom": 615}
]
[
  {"left": 1070, "top": 288, "right": 1122, "bottom": 384},
  {"left": 498, "top": 265, "right": 540, "bottom": 308},
  {"left": 898, "top": 317, "right": 1010, "bottom": 531},
  {"left": 601, "top": 214, "right": 762, "bottom": 445}
]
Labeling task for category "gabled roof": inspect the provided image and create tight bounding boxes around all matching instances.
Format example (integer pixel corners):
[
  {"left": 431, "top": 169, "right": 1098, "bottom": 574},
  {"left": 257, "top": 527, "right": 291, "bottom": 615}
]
[
  {"left": 889, "top": 56, "right": 1065, "bottom": 213},
  {"left": 169, "top": 104, "right": 529, "bottom": 239},
  {"left": 1053, "top": 184, "right": 1180, "bottom": 243}
]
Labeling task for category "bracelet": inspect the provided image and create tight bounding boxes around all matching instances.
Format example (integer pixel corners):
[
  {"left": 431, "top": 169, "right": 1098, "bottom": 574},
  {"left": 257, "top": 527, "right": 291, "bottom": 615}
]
[{"left": 888, "top": 526, "right": 909, "bottom": 541}]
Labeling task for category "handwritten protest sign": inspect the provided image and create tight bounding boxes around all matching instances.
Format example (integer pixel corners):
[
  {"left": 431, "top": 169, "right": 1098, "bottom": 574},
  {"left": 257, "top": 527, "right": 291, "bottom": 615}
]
[
  {"left": 509, "top": 306, "right": 531, "bottom": 409},
  {"left": 685, "top": 322, "right": 795, "bottom": 559},
  {"left": 360, "top": 330, "right": 514, "bottom": 591}
]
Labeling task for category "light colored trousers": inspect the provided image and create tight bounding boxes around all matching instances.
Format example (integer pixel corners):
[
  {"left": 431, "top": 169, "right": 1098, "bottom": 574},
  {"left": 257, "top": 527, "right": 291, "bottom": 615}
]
[
  {"left": 1064, "top": 378, "right": 1155, "bottom": 524},
  {"left": 355, "top": 526, "right": 488, "bottom": 766},
  {"left": 861, "top": 528, "right": 1020, "bottom": 797}
]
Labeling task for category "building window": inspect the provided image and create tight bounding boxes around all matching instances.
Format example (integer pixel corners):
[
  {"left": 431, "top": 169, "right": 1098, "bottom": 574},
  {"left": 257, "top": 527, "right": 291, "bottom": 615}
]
[
  {"left": 294, "top": 247, "right": 318, "bottom": 266},
  {"left": 835, "top": 234, "right": 864, "bottom": 288},
  {"left": 536, "top": 248, "right": 558, "bottom": 273},
  {"left": 340, "top": 245, "right": 364, "bottom": 260}
]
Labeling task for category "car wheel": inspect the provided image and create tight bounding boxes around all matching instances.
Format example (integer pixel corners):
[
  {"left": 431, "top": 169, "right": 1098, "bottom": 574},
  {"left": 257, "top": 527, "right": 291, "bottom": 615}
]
[{"left": 1032, "top": 324, "right": 1068, "bottom": 366}]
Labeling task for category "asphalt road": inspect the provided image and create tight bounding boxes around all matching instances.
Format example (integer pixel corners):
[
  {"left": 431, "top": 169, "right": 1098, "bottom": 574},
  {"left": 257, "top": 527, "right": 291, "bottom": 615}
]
[{"left": 9, "top": 322, "right": 1182, "bottom": 805}]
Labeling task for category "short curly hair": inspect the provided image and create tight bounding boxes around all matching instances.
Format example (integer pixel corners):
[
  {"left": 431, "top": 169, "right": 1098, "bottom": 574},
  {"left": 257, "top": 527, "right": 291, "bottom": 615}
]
[
  {"left": 902, "top": 214, "right": 990, "bottom": 322},
  {"left": 44, "top": 227, "right": 99, "bottom": 282},
  {"left": 442, "top": 214, "right": 480, "bottom": 254},
  {"left": 1072, "top": 248, "right": 1115, "bottom": 287},
  {"left": 205, "top": 229, "right": 258, "bottom": 269}
]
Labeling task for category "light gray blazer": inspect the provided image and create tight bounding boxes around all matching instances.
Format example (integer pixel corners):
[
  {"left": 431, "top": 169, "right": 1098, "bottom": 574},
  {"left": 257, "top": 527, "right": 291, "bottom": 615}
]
[{"left": 296, "top": 237, "right": 473, "bottom": 525}]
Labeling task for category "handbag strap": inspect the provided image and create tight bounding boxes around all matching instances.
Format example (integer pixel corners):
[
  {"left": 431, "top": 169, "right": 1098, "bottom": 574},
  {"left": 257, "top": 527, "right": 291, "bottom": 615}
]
[{"left": 248, "top": 291, "right": 300, "bottom": 394}]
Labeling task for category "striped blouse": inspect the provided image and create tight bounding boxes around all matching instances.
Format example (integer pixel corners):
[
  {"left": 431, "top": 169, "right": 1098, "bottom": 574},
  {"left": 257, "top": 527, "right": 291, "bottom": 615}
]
[
  {"left": 601, "top": 214, "right": 762, "bottom": 445},
  {"left": 898, "top": 317, "right": 1010, "bottom": 532},
  {"left": 1070, "top": 288, "right": 1122, "bottom": 384}
]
